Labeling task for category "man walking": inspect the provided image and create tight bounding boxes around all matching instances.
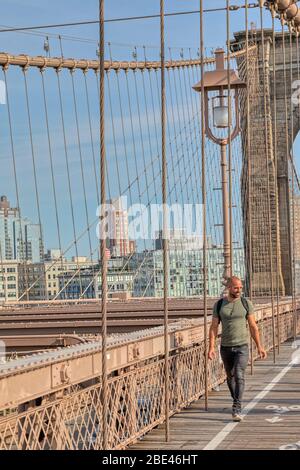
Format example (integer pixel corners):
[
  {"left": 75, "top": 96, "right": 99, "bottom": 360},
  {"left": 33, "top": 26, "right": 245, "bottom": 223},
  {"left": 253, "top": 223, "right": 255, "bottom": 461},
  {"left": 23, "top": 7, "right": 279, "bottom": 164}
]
[{"left": 208, "top": 276, "right": 267, "bottom": 421}]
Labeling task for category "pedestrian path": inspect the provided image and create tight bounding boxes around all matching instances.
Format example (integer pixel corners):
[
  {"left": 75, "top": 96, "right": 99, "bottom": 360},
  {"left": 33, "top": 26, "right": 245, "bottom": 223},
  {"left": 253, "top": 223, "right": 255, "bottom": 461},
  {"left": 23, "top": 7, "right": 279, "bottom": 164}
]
[{"left": 131, "top": 339, "right": 300, "bottom": 450}]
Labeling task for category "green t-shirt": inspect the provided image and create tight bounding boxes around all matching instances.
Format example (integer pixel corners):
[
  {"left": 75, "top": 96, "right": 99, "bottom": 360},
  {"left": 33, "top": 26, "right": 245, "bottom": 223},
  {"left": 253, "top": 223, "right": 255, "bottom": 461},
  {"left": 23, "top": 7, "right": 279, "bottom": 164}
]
[{"left": 212, "top": 297, "right": 254, "bottom": 347}]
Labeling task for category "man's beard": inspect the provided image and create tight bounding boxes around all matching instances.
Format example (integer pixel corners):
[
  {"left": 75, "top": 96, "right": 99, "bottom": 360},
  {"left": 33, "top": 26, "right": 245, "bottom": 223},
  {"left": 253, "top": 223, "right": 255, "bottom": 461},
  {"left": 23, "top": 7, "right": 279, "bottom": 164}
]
[{"left": 231, "top": 292, "right": 240, "bottom": 298}]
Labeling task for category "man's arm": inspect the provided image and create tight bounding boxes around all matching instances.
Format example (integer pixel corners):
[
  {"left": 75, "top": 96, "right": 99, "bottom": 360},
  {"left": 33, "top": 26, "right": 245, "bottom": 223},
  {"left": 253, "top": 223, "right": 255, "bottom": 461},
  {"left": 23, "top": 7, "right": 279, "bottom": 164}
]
[
  {"left": 247, "top": 315, "right": 267, "bottom": 359},
  {"left": 208, "top": 317, "right": 219, "bottom": 360}
]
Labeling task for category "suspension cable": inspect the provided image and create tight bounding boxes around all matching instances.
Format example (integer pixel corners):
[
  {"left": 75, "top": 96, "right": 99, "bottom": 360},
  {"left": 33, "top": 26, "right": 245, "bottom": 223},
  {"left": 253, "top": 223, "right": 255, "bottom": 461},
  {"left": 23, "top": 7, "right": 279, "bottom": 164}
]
[
  {"left": 288, "top": 26, "right": 297, "bottom": 341},
  {"left": 99, "top": 0, "right": 108, "bottom": 451},
  {"left": 200, "top": 0, "right": 208, "bottom": 412},
  {"left": 244, "top": 0, "right": 254, "bottom": 374},
  {"left": 226, "top": 0, "right": 233, "bottom": 278},
  {"left": 270, "top": 6, "right": 281, "bottom": 355},
  {"left": 259, "top": 0, "right": 276, "bottom": 362},
  {"left": 0, "top": 4, "right": 261, "bottom": 34},
  {"left": 281, "top": 16, "right": 294, "bottom": 316},
  {"left": 160, "top": 0, "right": 170, "bottom": 443},
  {"left": 296, "top": 27, "right": 300, "bottom": 338}
]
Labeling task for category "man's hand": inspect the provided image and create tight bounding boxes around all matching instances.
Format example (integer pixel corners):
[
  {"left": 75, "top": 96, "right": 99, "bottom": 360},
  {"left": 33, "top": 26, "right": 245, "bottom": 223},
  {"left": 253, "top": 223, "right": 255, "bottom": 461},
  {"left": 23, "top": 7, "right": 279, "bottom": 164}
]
[
  {"left": 208, "top": 349, "right": 216, "bottom": 360},
  {"left": 258, "top": 347, "right": 267, "bottom": 359},
  {"left": 248, "top": 316, "right": 267, "bottom": 360}
]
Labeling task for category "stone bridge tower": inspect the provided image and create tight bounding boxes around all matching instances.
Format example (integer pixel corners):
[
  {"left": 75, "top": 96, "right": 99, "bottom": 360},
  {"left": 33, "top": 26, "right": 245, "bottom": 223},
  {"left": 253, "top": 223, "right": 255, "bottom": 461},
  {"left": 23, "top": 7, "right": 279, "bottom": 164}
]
[{"left": 233, "top": 30, "right": 300, "bottom": 297}]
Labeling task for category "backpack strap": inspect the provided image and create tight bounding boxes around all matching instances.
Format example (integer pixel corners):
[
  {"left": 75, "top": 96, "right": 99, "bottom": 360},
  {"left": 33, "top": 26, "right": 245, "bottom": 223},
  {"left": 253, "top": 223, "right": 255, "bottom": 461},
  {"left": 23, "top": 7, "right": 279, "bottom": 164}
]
[{"left": 241, "top": 296, "right": 250, "bottom": 317}]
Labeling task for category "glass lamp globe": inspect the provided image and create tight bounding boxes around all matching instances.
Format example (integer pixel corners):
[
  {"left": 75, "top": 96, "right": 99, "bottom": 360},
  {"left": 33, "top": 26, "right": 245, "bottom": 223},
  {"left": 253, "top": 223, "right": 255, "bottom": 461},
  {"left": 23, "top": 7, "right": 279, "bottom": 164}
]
[{"left": 213, "top": 105, "right": 229, "bottom": 128}]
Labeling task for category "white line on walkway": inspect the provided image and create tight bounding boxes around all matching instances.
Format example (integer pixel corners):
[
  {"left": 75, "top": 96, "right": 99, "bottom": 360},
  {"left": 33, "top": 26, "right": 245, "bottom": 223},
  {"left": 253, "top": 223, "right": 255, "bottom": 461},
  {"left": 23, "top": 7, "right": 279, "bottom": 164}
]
[{"left": 203, "top": 359, "right": 296, "bottom": 450}]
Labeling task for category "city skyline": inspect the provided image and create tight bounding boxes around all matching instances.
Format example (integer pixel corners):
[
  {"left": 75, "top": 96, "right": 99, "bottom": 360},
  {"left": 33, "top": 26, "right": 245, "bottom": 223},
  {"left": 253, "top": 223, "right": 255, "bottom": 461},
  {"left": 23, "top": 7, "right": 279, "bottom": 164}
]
[{"left": 0, "top": 192, "right": 243, "bottom": 259}]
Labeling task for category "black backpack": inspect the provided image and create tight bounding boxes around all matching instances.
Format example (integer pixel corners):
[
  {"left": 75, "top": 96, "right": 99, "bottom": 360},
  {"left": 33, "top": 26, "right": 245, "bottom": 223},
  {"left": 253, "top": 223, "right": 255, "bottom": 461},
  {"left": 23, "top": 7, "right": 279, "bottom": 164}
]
[{"left": 216, "top": 296, "right": 250, "bottom": 322}]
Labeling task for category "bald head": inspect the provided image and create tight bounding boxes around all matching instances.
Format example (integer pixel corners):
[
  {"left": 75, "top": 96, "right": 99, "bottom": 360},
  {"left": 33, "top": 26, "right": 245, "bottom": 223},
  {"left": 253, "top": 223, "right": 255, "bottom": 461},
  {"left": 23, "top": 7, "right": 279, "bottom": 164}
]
[{"left": 226, "top": 276, "right": 242, "bottom": 288}]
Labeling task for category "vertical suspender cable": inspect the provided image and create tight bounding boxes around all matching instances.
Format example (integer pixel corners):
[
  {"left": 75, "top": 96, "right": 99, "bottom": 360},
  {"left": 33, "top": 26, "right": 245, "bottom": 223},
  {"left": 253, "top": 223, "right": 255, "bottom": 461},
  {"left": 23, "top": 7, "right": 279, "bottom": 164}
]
[
  {"left": 259, "top": 0, "right": 276, "bottom": 362},
  {"left": 296, "top": 29, "right": 300, "bottom": 338},
  {"left": 99, "top": 0, "right": 108, "bottom": 450},
  {"left": 58, "top": 35, "right": 64, "bottom": 59},
  {"left": 271, "top": 8, "right": 281, "bottom": 354},
  {"left": 200, "top": 0, "right": 208, "bottom": 411},
  {"left": 160, "top": 0, "right": 170, "bottom": 443},
  {"left": 226, "top": 0, "right": 233, "bottom": 276},
  {"left": 245, "top": 0, "right": 254, "bottom": 374},
  {"left": 289, "top": 26, "right": 297, "bottom": 341},
  {"left": 281, "top": 18, "right": 294, "bottom": 337}
]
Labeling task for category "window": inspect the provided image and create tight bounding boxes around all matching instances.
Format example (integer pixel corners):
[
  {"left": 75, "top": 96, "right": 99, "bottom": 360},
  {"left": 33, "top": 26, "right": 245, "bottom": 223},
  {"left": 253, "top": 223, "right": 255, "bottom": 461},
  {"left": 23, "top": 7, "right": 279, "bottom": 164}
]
[
  {"left": 7, "top": 268, "right": 16, "bottom": 273},
  {"left": 7, "top": 276, "right": 15, "bottom": 281},
  {"left": 8, "top": 284, "right": 16, "bottom": 289}
]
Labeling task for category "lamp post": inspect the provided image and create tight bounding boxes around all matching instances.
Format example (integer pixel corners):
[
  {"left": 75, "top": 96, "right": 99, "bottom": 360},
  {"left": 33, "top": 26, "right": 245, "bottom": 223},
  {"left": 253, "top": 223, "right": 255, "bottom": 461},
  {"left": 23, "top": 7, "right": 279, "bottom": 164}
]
[{"left": 193, "top": 48, "right": 246, "bottom": 286}]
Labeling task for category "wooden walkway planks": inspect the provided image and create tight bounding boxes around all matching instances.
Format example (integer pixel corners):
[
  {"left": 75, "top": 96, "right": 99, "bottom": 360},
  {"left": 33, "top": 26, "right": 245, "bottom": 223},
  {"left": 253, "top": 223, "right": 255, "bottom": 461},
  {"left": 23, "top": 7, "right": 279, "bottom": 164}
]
[{"left": 130, "top": 339, "right": 300, "bottom": 450}]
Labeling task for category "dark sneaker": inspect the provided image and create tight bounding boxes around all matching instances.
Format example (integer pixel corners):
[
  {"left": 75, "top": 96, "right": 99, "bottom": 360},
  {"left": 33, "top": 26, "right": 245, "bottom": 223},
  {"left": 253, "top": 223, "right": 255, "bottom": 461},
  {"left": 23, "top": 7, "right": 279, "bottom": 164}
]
[{"left": 232, "top": 413, "right": 243, "bottom": 422}]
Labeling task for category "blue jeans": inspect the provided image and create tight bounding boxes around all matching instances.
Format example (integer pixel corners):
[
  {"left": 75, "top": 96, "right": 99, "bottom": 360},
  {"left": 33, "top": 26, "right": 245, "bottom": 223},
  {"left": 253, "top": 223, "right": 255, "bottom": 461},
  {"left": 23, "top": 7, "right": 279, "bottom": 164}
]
[{"left": 220, "top": 344, "right": 249, "bottom": 414}]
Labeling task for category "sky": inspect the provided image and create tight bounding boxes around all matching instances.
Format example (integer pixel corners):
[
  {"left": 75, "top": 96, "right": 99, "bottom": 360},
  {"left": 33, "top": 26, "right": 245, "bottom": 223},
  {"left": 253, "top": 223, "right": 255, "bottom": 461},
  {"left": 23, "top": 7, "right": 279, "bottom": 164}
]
[
  {"left": 0, "top": 1, "right": 297, "bottom": 258},
  {"left": 0, "top": 1, "right": 275, "bottom": 59}
]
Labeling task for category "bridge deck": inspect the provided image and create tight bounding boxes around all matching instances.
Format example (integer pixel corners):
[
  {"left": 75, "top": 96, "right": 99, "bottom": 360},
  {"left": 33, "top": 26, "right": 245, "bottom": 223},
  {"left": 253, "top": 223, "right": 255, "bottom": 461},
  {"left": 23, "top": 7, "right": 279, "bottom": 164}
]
[{"left": 131, "top": 338, "right": 300, "bottom": 450}]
